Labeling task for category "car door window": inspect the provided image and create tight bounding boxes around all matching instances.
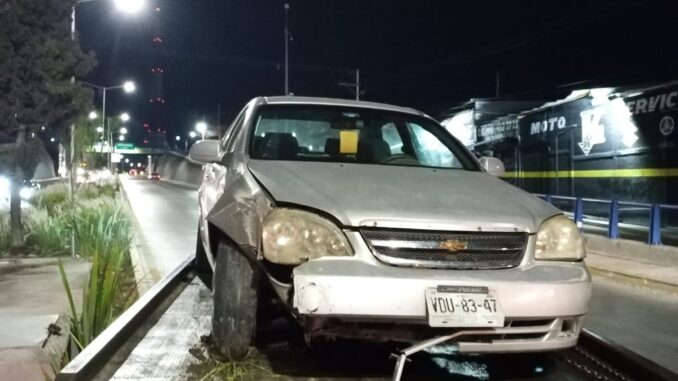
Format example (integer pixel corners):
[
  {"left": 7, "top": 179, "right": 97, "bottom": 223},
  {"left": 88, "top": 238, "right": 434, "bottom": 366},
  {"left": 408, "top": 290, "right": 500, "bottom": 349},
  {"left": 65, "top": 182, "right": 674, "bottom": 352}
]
[
  {"left": 381, "top": 123, "right": 404, "bottom": 155},
  {"left": 407, "top": 122, "right": 461, "bottom": 168}
]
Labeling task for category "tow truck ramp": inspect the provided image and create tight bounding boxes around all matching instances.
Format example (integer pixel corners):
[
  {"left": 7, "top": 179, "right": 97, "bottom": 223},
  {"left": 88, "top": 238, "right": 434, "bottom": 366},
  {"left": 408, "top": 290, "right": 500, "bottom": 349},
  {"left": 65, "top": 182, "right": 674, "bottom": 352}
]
[{"left": 56, "top": 256, "right": 678, "bottom": 381}]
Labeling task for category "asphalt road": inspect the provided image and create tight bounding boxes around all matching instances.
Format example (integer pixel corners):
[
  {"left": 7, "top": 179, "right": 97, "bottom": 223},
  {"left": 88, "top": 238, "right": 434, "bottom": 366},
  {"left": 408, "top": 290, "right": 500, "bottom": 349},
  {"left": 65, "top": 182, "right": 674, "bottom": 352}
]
[
  {"left": 121, "top": 175, "right": 199, "bottom": 279},
  {"left": 119, "top": 176, "right": 678, "bottom": 377}
]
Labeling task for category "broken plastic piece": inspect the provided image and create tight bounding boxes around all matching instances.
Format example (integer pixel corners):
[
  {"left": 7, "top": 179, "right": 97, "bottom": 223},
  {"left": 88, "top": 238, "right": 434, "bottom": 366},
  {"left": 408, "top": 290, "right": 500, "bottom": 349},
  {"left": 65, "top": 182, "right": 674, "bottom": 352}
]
[{"left": 391, "top": 328, "right": 514, "bottom": 381}]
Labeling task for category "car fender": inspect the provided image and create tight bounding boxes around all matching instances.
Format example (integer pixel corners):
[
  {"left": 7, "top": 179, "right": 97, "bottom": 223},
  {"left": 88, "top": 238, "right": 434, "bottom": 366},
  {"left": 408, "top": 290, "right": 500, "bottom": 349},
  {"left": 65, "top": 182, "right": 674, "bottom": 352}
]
[{"left": 205, "top": 155, "right": 273, "bottom": 261}]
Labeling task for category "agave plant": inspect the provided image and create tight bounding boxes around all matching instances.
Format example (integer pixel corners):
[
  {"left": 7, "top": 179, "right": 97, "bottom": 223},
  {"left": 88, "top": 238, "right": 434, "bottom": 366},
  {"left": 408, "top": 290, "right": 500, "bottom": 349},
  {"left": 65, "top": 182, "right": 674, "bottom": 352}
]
[{"left": 57, "top": 200, "right": 136, "bottom": 354}]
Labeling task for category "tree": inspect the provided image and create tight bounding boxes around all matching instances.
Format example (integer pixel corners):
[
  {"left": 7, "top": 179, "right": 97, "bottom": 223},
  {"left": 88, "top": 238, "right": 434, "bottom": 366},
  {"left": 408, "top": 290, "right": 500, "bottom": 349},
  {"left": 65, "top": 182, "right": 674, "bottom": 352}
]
[{"left": 0, "top": 0, "right": 96, "bottom": 250}]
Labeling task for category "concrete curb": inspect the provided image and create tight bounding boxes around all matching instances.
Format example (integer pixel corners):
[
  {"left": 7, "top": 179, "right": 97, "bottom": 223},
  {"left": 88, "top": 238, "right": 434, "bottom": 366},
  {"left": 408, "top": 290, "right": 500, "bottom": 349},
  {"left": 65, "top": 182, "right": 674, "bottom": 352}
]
[
  {"left": 584, "top": 234, "right": 678, "bottom": 267},
  {"left": 118, "top": 182, "right": 160, "bottom": 295},
  {"left": 588, "top": 266, "right": 678, "bottom": 294},
  {"left": 41, "top": 315, "right": 70, "bottom": 374}
]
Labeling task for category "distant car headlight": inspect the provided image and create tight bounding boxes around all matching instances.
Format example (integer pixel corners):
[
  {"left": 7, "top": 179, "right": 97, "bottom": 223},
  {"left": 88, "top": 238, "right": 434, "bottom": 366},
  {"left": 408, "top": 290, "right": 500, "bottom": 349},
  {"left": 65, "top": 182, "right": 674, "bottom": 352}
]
[
  {"left": 262, "top": 208, "right": 353, "bottom": 264},
  {"left": 535, "top": 215, "right": 585, "bottom": 261}
]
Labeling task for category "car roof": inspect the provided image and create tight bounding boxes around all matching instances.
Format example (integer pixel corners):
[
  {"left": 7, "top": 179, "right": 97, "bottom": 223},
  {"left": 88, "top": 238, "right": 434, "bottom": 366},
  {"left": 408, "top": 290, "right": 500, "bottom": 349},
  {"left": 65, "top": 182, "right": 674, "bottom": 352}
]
[{"left": 260, "top": 96, "right": 431, "bottom": 119}]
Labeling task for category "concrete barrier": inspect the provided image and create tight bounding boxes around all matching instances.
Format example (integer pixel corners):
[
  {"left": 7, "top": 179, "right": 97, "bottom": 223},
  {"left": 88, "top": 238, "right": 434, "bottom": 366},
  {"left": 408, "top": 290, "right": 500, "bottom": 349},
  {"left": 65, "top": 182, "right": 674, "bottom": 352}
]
[
  {"left": 585, "top": 233, "right": 678, "bottom": 267},
  {"left": 153, "top": 151, "right": 203, "bottom": 188}
]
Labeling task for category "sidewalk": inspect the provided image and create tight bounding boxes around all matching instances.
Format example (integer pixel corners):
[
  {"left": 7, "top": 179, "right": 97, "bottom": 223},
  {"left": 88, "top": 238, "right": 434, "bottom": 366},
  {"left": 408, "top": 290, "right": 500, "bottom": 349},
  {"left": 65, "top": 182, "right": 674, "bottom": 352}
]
[
  {"left": 0, "top": 257, "right": 90, "bottom": 381},
  {"left": 584, "top": 242, "right": 678, "bottom": 374}
]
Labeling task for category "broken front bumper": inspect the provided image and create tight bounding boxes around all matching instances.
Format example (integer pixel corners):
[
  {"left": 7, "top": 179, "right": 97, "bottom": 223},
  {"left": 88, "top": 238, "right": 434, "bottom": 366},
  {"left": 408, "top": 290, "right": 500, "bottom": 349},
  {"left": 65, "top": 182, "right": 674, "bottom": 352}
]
[{"left": 290, "top": 233, "right": 591, "bottom": 352}]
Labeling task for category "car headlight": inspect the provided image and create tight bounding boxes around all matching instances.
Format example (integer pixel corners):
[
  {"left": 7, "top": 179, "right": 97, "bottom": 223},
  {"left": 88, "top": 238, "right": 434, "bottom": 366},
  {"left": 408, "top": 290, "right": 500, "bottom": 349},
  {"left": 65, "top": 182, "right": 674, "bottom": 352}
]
[
  {"left": 535, "top": 215, "right": 586, "bottom": 261},
  {"left": 262, "top": 208, "right": 353, "bottom": 265}
]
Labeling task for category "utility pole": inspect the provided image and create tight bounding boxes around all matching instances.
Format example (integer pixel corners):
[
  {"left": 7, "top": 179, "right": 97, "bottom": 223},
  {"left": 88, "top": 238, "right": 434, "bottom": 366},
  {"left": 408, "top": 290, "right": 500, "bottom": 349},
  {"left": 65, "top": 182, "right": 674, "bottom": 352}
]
[
  {"left": 284, "top": 3, "right": 290, "bottom": 95},
  {"left": 69, "top": 7, "right": 77, "bottom": 258},
  {"left": 217, "top": 102, "right": 221, "bottom": 140},
  {"left": 338, "top": 69, "right": 363, "bottom": 100},
  {"left": 495, "top": 70, "right": 500, "bottom": 98},
  {"left": 356, "top": 69, "right": 360, "bottom": 101}
]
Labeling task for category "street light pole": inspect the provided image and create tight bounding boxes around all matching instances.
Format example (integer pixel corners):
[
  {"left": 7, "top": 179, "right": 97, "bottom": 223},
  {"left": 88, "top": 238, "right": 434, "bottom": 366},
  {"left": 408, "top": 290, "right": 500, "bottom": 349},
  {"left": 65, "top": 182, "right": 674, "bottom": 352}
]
[
  {"left": 102, "top": 87, "right": 108, "bottom": 169},
  {"left": 284, "top": 3, "right": 289, "bottom": 95},
  {"left": 70, "top": 6, "right": 77, "bottom": 258}
]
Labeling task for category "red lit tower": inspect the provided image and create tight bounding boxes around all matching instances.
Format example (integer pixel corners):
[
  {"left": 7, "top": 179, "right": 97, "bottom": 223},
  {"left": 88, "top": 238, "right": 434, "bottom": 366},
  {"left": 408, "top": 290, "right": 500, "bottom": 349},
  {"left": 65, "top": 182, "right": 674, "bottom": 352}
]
[{"left": 143, "top": 2, "right": 167, "bottom": 148}]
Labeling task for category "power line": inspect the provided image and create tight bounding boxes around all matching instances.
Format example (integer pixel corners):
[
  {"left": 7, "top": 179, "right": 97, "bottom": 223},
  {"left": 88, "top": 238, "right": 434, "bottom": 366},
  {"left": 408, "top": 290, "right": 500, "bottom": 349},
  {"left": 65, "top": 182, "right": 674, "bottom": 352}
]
[{"left": 371, "top": 0, "right": 644, "bottom": 86}]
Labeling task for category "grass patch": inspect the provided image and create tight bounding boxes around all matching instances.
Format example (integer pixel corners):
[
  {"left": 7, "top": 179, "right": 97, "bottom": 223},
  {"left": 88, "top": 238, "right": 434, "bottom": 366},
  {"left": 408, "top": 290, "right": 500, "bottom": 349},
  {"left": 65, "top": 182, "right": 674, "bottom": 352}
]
[
  {"left": 30, "top": 183, "right": 69, "bottom": 213},
  {"left": 72, "top": 199, "right": 132, "bottom": 260},
  {"left": 24, "top": 207, "right": 70, "bottom": 255},
  {"left": 21, "top": 183, "right": 128, "bottom": 258},
  {"left": 186, "top": 340, "right": 271, "bottom": 381}
]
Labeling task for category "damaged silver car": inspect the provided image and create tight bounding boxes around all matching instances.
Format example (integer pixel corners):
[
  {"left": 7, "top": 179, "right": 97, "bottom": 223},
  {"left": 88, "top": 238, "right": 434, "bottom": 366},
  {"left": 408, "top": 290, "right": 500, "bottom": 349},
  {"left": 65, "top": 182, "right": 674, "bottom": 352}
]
[{"left": 190, "top": 96, "right": 591, "bottom": 359}]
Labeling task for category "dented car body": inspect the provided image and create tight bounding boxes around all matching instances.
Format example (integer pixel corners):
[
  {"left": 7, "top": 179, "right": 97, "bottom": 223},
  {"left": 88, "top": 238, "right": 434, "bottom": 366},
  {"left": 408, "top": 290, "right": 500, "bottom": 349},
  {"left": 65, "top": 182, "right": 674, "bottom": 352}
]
[{"left": 193, "top": 96, "right": 592, "bottom": 355}]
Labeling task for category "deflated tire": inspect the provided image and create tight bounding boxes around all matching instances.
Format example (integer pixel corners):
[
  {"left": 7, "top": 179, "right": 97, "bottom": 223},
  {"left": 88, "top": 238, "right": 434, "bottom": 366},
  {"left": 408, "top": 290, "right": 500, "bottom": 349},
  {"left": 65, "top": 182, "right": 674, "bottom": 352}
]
[{"left": 211, "top": 241, "right": 258, "bottom": 360}]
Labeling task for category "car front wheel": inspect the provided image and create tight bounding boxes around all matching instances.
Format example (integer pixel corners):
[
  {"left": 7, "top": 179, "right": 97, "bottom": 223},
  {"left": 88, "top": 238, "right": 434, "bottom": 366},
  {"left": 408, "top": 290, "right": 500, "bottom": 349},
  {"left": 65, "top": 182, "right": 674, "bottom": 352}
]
[{"left": 211, "top": 240, "right": 258, "bottom": 360}]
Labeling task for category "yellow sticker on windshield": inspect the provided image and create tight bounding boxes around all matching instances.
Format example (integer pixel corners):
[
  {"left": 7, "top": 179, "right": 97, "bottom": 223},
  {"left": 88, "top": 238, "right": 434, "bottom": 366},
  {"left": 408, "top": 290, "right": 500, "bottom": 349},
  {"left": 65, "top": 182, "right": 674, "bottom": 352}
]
[{"left": 339, "top": 130, "right": 359, "bottom": 154}]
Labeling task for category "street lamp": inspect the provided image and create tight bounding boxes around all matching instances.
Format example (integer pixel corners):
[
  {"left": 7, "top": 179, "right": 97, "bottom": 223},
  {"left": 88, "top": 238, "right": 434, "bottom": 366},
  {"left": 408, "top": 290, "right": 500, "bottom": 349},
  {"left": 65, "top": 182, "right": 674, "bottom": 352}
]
[
  {"left": 113, "top": 0, "right": 146, "bottom": 14},
  {"left": 123, "top": 81, "right": 136, "bottom": 93},
  {"left": 175, "top": 135, "right": 181, "bottom": 141},
  {"left": 284, "top": 3, "right": 290, "bottom": 95},
  {"left": 81, "top": 82, "right": 137, "bottom": 170},
  {"left": 120, "top": 112, "right": 130, "bottom": 122},
  {"left": 119, "top": 135, "right": 125, "bottom": 141},
  {"left": 120, "top": 127, "right": 128, "bottom": 134},
  {"left": 196, "top": 121, "right": 207, "bottom": 140},
  {"left": 70, "top": 0, "right": 145, "bottom": 257},
  {"left": 189, "top": 131, "right": 197, "bottom": 139},
  {"left": 88, "top": 111, "right": 98, "bottom": 120},
  {"left": 96, "top": 126, "right": 104, "bottom": 133}
]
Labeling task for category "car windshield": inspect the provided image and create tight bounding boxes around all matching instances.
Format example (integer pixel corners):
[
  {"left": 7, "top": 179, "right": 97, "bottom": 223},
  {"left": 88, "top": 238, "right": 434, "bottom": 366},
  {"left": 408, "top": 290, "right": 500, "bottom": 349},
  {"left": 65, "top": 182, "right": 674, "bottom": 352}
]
[{"left": 249, "top": 104, "right": 479, "bottom": 170}]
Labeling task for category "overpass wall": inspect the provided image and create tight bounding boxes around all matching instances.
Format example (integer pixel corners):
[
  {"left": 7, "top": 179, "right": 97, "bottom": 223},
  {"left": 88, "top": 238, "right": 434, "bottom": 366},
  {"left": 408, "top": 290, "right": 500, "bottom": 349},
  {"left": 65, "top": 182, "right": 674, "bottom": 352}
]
[{"left": 153, "top": 152, "right": 202, "bottom": 187}]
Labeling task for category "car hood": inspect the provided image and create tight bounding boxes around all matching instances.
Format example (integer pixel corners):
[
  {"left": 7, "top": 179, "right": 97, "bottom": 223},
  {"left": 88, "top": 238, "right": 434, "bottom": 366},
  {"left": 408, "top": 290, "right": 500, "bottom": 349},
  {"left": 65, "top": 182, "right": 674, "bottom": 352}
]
[{"left": 248, "top": 160, "right": 560, "bottom": 233}]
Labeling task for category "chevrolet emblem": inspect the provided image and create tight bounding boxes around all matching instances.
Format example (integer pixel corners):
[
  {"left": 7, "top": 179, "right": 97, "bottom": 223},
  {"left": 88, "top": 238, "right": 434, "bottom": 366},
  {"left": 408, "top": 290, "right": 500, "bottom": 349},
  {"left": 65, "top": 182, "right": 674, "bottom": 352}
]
[{"left": 439, "top": 239, "right": 468, "bottom": 252}]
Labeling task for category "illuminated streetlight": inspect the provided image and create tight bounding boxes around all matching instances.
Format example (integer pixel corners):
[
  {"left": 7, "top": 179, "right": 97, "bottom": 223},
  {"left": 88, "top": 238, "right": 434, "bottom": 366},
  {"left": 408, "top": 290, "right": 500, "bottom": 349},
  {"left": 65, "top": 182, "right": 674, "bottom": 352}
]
[
  {"left": 96, "top": 126, "right": 104, "bottom": 133},
  {"left": 88, "top": 111, "right": 98, "bottom": 120},
  {"left": 120, "top": 113, "right": 130, "bottom": 122},
  {"left": 137, "top": 162, "right": 142, "bottom": 168},
  {"left": 50, "top": 137, "right": 55, "bottom": 142},
  {"left": 189, "top": 131, "right": 197, "bottom": 139},
  {"left": 119, "top": 135, "right": 125, "bottom": 141},
  {"left": 120, "top": 127, "right": 128, "bottom": 134},
  {"left": 125, "top": 158, "right": 130, "bottom": 163},
  {"left": 114, "top": 0, "right": 146, "bottom": 14},
  {"left": 123, "top": 81, "right": 136, "bottom": 93},
  {"left": 175, "top": 135, "right": 181, "bottom": 141}
]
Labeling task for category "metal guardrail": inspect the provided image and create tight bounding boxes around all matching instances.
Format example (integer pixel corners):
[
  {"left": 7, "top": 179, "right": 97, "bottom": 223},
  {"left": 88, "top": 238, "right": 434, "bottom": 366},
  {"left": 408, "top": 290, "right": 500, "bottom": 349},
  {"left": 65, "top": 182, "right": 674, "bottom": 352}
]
[{"left": 536, "top": 194, "right": 678, "bottom": 245}]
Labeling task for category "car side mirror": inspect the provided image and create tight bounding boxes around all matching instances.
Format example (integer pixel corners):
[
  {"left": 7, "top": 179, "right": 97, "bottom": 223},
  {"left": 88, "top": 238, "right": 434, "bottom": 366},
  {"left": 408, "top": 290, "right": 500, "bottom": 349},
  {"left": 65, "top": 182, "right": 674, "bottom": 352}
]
[
  {"left": 479, "top": 156, "right": 505, "bottom": 177},
  {"left": 189, "top": 140, "right": 221, "bottom": 163}
]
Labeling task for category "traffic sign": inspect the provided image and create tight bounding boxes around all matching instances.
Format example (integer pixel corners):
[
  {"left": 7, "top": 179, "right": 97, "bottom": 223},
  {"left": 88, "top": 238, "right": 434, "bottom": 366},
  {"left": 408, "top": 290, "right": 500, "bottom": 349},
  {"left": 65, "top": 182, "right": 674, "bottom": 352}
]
[{"left": 115, "top": 143, "right": 135, "bottom": 150}]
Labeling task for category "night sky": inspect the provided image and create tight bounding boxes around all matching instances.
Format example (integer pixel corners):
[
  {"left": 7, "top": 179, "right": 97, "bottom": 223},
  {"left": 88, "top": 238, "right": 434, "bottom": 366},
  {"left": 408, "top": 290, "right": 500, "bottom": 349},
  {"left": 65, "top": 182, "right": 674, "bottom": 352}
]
[{"left": 75, "top": 0, "right": 678, "bottom": 144}]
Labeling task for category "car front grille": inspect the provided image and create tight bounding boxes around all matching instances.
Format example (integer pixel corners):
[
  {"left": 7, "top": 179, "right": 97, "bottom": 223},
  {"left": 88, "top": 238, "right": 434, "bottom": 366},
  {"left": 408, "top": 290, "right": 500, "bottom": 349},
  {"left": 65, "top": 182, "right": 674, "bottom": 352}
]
[{"left": 360, "top": 228, "right": 528, "bottom": 269}]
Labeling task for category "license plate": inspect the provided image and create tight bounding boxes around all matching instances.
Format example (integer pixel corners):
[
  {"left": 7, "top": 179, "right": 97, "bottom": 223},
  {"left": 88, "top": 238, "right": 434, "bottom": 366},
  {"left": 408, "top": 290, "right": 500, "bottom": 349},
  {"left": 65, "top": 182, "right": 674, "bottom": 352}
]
[{"left": 425, "top": 286, "right": 504, "bottom": 328}]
